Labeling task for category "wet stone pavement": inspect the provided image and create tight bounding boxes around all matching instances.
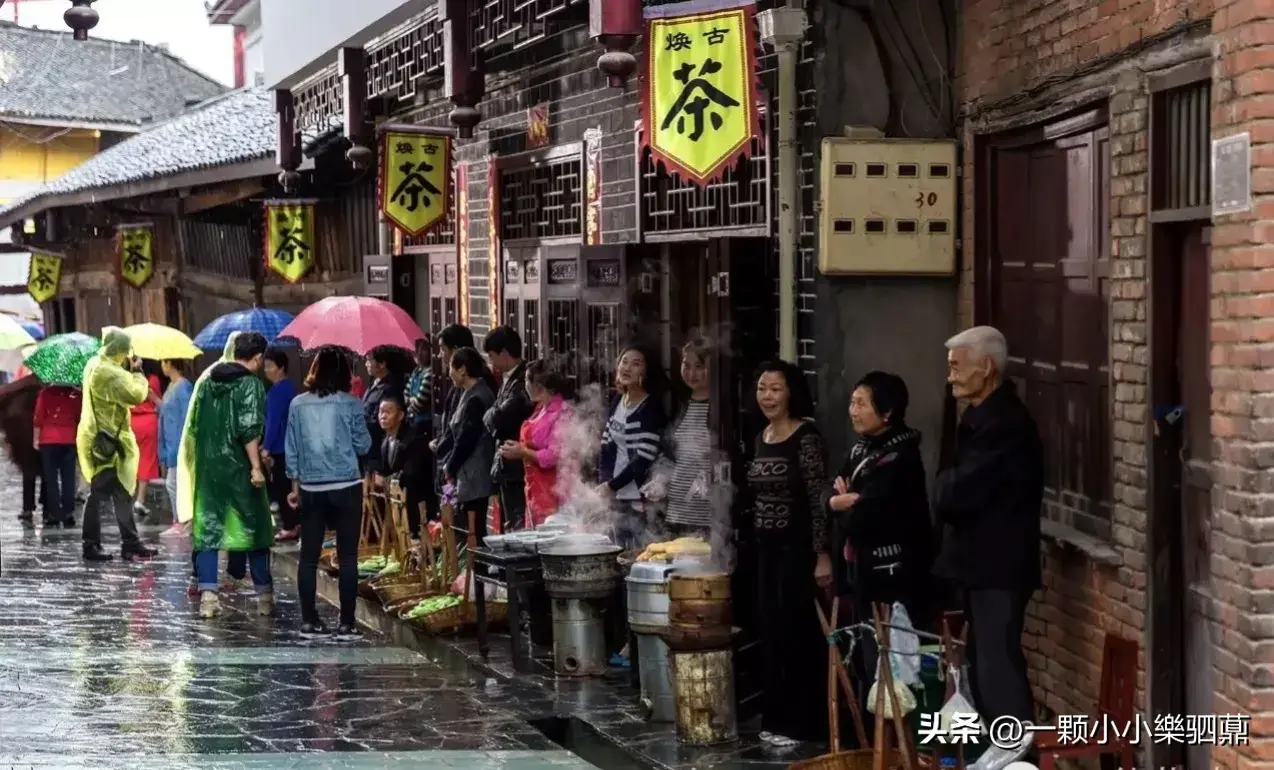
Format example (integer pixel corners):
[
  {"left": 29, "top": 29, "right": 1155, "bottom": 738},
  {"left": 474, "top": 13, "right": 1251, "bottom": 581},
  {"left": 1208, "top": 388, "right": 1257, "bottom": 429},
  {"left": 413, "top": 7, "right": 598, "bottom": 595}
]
[{"left": 0, "top": 469, "right": 598, "bottom": 770}]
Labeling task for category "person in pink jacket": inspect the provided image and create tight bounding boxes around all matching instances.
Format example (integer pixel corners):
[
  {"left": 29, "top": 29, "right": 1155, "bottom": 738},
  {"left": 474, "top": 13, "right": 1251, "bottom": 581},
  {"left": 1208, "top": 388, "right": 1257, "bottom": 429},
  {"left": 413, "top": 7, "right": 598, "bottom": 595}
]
[{"left": 498, "top": 359, "right": 571, "bottom": 528}]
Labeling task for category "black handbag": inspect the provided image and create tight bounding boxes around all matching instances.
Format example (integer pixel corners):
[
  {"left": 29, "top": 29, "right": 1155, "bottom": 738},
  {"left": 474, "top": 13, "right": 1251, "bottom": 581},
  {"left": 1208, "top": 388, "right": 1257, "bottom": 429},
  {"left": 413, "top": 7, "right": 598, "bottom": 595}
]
[{"left": 90, "top": 428, "right": 123, "bottom": 465}]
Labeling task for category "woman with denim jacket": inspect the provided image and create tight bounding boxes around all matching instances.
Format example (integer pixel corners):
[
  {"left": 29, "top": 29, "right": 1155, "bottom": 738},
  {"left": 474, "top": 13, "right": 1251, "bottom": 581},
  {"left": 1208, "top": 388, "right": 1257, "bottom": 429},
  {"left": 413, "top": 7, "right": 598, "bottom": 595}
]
[{"left": 285, "top": 347, "right": 372, "bottom": 640}]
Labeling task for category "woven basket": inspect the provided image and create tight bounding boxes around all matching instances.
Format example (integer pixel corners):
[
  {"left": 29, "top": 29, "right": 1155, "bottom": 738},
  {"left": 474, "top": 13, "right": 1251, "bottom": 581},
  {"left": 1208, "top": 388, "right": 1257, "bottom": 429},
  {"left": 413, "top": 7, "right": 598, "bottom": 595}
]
[
  {"left": 384, "top": 590, "right": 441, "bottom": 615},
  {"left": 377, "top": 582, "right": 436, "bottom": 607},
  {"left": 371, "top": 573, "right": 423, "bottom": 603},
  {"left": 788, "top": 751, "right": 878, "bottom": 770},
  {"left": 406, "top": 600, "right": 508, "bottom": 634},
  {"left": 788, "top": 751, "right": 929, "bottom": 770}
]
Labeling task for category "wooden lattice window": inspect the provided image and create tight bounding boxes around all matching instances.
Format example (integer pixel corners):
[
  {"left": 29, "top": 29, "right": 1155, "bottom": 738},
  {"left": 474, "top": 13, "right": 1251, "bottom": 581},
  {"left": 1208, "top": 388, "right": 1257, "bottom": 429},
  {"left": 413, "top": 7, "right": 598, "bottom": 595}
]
[
  {"left": 292, "top": 65, "right": 344, "bottom": 136},
  {"left": 366, "top": 13, "right": 445, "bottom": 102},
  {"left": 638, "top": 113, "right": 771, "bottom": 236},
  {"left": 472, "top": 0, "right": 586, "bottom": 50},
  {"left": 499, "top": 156, "right": 584, "bottom": 241}
]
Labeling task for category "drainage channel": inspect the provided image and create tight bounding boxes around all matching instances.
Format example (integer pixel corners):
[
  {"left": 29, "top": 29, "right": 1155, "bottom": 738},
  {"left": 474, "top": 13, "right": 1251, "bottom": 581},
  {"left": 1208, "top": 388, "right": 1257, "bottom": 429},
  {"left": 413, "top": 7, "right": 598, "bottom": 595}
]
[{"left": 530, "top": 716, "right": 656, "bottom": 770}]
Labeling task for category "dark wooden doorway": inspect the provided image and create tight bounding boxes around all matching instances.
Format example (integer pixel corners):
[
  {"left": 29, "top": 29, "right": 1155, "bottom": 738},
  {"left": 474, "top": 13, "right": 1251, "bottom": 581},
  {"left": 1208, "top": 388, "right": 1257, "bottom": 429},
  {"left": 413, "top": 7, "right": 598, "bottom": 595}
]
[
  {"left": 979, "top": 109, "right": 1112, "bottom": 536},
  {"left": 1148, "top": 223, "right": 1212, "bottom": 770}
]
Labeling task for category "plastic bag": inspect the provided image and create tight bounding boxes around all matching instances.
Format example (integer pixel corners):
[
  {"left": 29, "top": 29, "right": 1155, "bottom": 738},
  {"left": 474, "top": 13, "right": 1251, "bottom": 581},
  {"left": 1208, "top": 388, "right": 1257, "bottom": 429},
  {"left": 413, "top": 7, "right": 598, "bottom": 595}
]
[
  {"left": 866, "top": 663, "right": 917, "bottom": 718},
  {"left": 888, "top": 601, "right": 921, "bottom": 688},
  {"left": 937, "top": 664, "right": 985, "bottom": 734}
]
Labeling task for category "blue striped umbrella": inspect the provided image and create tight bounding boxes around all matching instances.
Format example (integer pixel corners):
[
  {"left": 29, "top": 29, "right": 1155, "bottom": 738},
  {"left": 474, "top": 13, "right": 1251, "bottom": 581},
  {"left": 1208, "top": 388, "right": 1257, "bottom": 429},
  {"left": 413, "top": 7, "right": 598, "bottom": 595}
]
[{"left": 192, "top": 308, "right": 295, "bottom": 351}]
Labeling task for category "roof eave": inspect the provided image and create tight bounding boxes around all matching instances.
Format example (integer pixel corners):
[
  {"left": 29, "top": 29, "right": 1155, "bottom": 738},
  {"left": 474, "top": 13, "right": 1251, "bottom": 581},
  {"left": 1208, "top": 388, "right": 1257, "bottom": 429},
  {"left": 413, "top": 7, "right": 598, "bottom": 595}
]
[
  {"left": 207, "top": 0, "right": 251, "bottom": 24},
  {"left": 0, "top": 116, "right": 142, "bottom": 133},
  {"left": 0, "top": 155, "right": 282, "bottom": 230}
]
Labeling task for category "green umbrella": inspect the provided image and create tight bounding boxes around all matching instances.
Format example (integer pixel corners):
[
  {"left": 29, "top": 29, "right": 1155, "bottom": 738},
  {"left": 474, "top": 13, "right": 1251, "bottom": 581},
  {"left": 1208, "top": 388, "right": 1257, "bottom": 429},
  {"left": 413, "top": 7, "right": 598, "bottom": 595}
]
[{"left": 25, "top": 332, "right": 101, "bottom": 387}]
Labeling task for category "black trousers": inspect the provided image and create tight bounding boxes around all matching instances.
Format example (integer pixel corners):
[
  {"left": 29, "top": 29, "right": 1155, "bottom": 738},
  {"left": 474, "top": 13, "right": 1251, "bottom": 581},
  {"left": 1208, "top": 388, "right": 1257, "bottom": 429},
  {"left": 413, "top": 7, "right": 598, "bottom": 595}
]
[
  {"left": 298, "top": 484, "right": 363, "bottom": 627},
  {"left": 966, "top": 587, "right": 1036, "bottom": 723},
  {"left": 83, "top": 468, "right": 142, "bottom": 553},
  {"left": 268, "top": 452, "right": 299, "bottom": 530},
  {"left": 498, "top": 478, "right": 526, "bottom": 532},
  {"left": 41, "top": 445, "right": 77, "bottom": 521},
  {"left": 21, "top": 469, "right": 45, "bottom": 513}
]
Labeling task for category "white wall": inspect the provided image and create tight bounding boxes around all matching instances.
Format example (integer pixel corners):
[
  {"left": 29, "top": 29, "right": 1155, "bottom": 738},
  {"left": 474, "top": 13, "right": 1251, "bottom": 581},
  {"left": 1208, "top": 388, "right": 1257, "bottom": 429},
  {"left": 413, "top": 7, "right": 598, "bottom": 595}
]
[{"left": 262, "top": 0, "right": 426, "bottom": 88}]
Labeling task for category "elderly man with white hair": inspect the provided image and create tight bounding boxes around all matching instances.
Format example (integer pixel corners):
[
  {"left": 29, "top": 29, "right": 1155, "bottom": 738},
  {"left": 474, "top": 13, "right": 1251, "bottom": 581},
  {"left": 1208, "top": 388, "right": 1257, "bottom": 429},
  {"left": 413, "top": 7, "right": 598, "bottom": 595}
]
[{"left": 934, "top": 325, "right": 1044, "bottom": 732}]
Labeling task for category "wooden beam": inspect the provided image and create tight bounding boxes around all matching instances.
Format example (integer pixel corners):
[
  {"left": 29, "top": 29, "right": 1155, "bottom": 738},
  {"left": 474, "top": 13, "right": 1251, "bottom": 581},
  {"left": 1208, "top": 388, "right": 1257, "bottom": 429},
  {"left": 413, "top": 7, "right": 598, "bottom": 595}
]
[
  {"left": 181, "top": 179, "right": 268, "bottom": 215},
  {"left": 1148, "top": 58, "right": 1211, "bottom": 93}
]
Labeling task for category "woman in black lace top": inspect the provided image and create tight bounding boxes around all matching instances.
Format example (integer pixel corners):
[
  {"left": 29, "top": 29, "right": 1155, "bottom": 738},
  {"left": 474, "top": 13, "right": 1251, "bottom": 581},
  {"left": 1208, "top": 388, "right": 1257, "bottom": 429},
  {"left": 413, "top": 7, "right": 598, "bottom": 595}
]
[{"left": 746, "top": 360, "right": 831, "bottom": 749}]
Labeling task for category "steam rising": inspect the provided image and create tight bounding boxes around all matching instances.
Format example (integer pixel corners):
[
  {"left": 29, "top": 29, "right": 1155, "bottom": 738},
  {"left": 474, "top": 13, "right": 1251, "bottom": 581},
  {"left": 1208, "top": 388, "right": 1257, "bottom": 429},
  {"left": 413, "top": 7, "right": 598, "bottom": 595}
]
[{"left": 544, "top": 330, "right": 739, "bottom": 574}]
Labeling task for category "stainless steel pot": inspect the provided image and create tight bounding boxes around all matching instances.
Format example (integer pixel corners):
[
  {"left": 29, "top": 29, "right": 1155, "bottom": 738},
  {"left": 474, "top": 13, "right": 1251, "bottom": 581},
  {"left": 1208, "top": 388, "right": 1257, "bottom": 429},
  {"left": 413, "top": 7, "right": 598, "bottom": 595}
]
[
  {"left": 627, "top": 561, "right": 676, "bottom": 633},
  {"left": 539, "top": 544, "right": 623, "bottom": 599}
]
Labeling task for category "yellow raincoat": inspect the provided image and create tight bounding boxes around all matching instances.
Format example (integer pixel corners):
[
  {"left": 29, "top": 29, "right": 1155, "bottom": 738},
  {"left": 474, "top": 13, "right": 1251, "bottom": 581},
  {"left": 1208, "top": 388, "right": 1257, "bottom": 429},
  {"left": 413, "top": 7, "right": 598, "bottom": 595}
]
[
  {"left": 75, "top": 328, "right": 151, "bottom": 495},
  {"left": 175, "top": 333, "right": 239, "bottom": 524}
]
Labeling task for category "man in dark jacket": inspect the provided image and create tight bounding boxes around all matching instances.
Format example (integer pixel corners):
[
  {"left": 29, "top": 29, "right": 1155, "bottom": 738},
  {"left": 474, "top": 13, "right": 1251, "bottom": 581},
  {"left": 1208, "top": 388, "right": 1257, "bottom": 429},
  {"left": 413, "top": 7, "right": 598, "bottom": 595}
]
[
  {"left": 430, "top": 324, "right": 474, "bottom": 488},
  {"left": 934, "top": 326, "right": 1043, "bottom": 729},
  {"left": 483, "top": 326, "right": 533, "bottom": 531}
]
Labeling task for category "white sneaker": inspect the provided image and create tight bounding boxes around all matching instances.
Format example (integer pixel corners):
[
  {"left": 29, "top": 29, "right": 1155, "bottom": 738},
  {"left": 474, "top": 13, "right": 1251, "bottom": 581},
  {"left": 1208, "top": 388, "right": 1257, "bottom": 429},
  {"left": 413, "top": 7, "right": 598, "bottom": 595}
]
[
  {"left": 199, "top": 591, "right": 221, "bottom": 619},
  {"left": 257, "top": 593, "right": 275, "bottom": 617}
]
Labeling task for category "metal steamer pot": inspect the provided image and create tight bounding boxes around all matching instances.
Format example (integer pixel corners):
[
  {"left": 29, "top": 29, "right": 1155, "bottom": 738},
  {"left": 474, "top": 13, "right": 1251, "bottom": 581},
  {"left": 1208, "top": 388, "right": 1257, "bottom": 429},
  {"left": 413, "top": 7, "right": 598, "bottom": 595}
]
[
  {"left": 626, "top": 561, "right": 676, "bottom": 633},
  {"left": 539, "top": 543, "right": 623, "bottom": 599}
]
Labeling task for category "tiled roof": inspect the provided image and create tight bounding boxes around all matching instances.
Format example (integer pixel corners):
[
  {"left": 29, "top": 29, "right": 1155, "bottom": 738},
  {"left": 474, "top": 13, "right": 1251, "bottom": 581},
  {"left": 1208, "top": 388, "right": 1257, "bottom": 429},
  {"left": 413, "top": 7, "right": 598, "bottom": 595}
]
[
  {"left": 0, "top": 88, "right": 276, "bottom": 226},
  {"left": 0, "top": 21, "right": 226, "bottom": 128}
]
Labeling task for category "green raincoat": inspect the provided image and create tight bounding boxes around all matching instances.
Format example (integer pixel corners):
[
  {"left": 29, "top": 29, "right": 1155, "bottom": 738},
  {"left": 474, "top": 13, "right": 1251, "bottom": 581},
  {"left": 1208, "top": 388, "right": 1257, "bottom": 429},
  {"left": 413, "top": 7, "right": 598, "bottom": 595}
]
[
  {"left": 175, "top": 334, "right": 237, "bottom": 524},
  {"left": 178, "top": 333, "right": 273, "bottom": 553},
  {"left": 75, "top": 329, "right": 150, "bottom": 495}
]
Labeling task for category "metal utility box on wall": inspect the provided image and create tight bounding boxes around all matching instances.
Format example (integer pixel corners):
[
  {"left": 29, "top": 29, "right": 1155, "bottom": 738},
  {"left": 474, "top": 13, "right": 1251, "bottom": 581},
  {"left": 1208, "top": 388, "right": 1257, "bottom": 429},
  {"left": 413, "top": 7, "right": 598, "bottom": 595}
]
[{"left": 818, "top": 137, "right": 958, "bottom": 276}]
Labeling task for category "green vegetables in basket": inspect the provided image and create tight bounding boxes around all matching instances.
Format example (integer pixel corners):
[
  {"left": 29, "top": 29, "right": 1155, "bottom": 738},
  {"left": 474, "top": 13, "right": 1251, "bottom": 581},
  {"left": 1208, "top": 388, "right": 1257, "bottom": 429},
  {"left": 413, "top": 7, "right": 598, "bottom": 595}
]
[
  {"left": 375, "top": 559, "right": 401, "bottom": 578},
  {"left": 403, "top": 594, "right": 463, "bottom": 620},
  {"left": 357, "top": 554, "right": 390, "bottom": 575}
]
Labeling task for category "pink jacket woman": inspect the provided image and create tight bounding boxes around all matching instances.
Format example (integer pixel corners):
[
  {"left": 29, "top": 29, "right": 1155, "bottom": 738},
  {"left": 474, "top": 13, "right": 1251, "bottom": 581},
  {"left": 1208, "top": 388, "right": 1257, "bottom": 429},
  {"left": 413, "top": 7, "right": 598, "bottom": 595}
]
[
  {"left": 519, "top": 394, "right": 569, "bottom": 527},
  {"left": 499, "top": 360, "right": 574, "bottom": 528}
]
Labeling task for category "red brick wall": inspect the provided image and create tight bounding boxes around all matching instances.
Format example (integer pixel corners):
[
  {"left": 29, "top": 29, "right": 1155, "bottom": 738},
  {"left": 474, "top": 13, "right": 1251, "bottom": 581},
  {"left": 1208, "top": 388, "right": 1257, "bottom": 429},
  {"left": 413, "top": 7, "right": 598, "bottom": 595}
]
[
  {"left": 1210, "top": 5, "right": 1274, "bottom": 769},
  {"left": 958, "top": 0, "right": 1222, "bottom": 762}
]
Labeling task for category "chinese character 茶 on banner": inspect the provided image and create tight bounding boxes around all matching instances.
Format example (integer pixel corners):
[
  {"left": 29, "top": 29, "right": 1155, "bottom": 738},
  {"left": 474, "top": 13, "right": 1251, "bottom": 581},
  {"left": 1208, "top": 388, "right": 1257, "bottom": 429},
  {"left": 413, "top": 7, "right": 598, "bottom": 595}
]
[
  {"left": 27, "top": 251, "right": 62, "bottom": 304},
  {"left": 643, "top": 3, "right": 761, "bottom": 185},
  {"left": 264, "top": 200, "right": 316, "bottom": 283},
  {"left": 380, "top": 128, "right": 453, "bottom": 237},
  {"left": 118, "top": 225, "right": 154, "bottom": 289}
]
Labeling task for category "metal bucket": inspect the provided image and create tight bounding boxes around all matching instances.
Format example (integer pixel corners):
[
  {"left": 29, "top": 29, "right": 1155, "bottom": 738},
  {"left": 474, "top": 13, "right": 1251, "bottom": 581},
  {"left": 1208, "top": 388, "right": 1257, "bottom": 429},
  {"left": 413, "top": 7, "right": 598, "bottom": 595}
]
[
  {"left": 669, "top": 648, "right": 738, "bottom": 746},
  {"left": 550, "top": 597, "right": 608, "bottom": 676},
  {"left": 636, "top": 632, "right": 676, "bottom": 722}
]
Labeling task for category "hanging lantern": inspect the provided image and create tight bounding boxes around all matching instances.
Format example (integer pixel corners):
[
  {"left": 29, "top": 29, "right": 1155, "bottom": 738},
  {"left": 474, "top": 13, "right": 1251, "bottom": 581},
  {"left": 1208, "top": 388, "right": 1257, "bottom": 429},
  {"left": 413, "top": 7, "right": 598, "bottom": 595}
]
[
  {"left": 443, "top": 0, "right": 484, "bottom": 138},
  {"left": 64, "top": 0, "right": 99, "bottom": 41},
  {"left": 590, "top": 0, "right": 641, "bottom": 88}
]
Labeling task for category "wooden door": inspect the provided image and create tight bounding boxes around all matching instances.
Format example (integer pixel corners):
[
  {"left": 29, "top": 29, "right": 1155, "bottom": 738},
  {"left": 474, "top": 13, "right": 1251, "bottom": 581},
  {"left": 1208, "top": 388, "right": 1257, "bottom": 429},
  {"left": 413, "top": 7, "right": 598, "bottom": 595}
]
[
  {"left": 989, "top": 127, "right": 1111, "bottom": 532},
  {"left": 1178, "top": 227, "right": 1212, "bottom": 770}
]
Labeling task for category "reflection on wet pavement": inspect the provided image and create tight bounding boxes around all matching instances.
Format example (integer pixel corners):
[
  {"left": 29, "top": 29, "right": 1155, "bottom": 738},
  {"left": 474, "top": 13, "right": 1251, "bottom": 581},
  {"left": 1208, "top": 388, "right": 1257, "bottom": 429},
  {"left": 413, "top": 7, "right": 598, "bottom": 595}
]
[{"left": 0, "top": 479, "right": 598, "bottom": 770}]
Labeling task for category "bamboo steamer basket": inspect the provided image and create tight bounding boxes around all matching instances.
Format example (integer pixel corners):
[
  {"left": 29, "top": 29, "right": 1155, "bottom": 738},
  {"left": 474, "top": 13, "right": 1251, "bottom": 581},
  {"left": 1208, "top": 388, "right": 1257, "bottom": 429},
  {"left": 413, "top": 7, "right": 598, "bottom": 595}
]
[{"left": 668, "top": 573, "right": 733, "bottom": 627}]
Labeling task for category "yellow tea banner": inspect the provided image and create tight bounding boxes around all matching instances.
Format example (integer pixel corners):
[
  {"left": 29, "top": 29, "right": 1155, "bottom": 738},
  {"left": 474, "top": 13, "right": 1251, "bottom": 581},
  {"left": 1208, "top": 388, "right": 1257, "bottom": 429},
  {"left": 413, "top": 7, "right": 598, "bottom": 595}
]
[
  {"left": 117, "top": 224, "right": 154, "bottom": 289},
  {"left": 642, "top": 3, "right": 760, "bottom": 184},
  {"left": 264, "top": 200, "right": 317, "bottom": 283},
  {"left": 27, "top": 250, "right": 62, "bottom": 304},
  {"left": 379, "top": 126, "right": 453, "bottom": 237}
]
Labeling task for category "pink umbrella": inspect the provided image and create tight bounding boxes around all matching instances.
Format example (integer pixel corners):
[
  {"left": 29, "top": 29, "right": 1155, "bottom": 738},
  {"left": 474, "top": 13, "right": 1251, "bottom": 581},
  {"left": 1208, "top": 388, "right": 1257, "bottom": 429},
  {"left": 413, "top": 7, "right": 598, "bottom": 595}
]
[{"left": 276, "top": 296, "right": 426, "bottom": 354}]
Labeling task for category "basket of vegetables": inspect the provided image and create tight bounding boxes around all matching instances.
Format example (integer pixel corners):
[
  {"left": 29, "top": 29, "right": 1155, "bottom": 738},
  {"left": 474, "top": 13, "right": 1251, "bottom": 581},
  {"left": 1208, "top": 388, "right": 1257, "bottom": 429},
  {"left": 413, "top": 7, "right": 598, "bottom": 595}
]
[{"left": 399, "top": 594, "right": 508, "bottom": 634}]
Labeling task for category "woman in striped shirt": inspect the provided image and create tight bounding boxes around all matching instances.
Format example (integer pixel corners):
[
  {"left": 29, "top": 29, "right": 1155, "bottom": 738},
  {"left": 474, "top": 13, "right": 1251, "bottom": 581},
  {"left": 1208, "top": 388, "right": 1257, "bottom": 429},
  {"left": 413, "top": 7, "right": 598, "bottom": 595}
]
[
  {"left": 597, "top": 344, "right": 666, "bottom": 550},
  {"left": 644, "top": 338, "right": 717, "bottom": 536}
]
